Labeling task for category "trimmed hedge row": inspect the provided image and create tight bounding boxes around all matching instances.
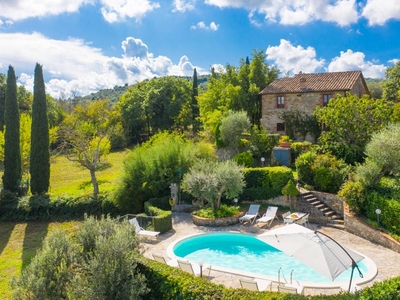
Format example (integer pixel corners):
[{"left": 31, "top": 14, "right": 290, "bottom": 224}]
[
  {"left": 0, "top": 191, "right": 120, "bottom": 221},
  {"left": 241, "top": 167, "right": 294, "bottom": 201},
  {"left": 138, "top": 258, "right": 400, "bottom": 300},
  {"left": 144, "top": 200, "right": 172, "bottom": 234}
]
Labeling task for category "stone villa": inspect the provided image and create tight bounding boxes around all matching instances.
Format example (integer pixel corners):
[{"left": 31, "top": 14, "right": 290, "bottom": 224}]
[{"left": 260, "top": 71, "right": 370, "bottom": 135}]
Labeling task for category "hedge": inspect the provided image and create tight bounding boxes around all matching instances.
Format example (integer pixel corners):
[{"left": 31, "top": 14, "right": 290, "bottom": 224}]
[
  {"left": 144, "top": 201, "right": 172, "bottom": 234},
  {"left": 241, "top": 167, "right": 294, "bottom": 201},
  {"left": 0, "top": 192, "right": 120, "bottom": 221},
  {"left": 138, "top": 258, "right": 400, "bottom": 300}
]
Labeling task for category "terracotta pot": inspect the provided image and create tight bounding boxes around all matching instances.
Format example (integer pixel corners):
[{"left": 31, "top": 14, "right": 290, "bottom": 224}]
[{"left": 279, "top": 142, "right": 291, "bottom": 148}]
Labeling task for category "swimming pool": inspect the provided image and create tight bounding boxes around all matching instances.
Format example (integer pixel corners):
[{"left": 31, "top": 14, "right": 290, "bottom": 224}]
[{"left": 167, "top": 232, "right": 377, "bottom": 287}]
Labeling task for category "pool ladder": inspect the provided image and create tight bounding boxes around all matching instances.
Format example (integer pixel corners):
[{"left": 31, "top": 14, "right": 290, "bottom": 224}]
[{"left": 278, "top": 268, "right": 296, "bottom": 285}]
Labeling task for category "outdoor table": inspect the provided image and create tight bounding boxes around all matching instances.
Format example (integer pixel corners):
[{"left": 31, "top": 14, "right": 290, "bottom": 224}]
[{"left": 284, "top": 212, "right": 307, "bottom": 224}]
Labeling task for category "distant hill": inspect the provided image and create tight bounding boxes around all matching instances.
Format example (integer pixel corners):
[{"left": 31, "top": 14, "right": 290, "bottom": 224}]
[
  {"left": 70, "top": 74, "right": 211, "bottom": 105},
  {"left": 365, "top": 77, "right": 385, "bottom": 99}
]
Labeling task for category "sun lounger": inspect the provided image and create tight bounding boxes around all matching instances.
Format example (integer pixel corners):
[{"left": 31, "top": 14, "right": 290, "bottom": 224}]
[
  {"left": 152, "top": 253, "right": 178, "bottom": 267},
  {"left": 239, "top": 278, "right": 272, "bottom": 291},
  {"left": 278, "top": 283, "right": 304, "bottom": 294},
  {"left": 256, "top": 206, "right": 279, "bottom": 227},
  {"left": 239, "top": 204, "right": 260, "bottom": 224},
  {"left": 177, "top": 259, "right": 211, "bottom": 278},
  {"left": 129, "top": 217, "right": 160, "bottom": 239}
]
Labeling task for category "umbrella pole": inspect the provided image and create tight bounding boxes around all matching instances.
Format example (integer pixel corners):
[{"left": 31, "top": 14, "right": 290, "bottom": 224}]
[{"left": 316, "top": 231, "right": 363, "bottom": 293}]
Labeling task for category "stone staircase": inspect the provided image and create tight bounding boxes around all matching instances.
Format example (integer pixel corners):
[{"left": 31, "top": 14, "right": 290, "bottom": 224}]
[{"left": 300, "top": 191, "right": 344, "bottom": 229}]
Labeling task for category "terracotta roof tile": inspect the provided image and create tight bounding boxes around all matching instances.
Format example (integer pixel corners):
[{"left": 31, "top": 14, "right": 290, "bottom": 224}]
[{"left": 260, "top": 71, "right": 364, "bottom": 94}]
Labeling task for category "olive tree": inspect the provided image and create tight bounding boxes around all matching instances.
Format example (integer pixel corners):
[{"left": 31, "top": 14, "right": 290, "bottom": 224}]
[
  {"left": 181, "top": 159, "right": 245, "bottom": 211},
  {"left": 355, "top": 123, "right": 400, "bottom": 187},
  {"left": 219, "top": 110, "right": 250, "bottom": 153}
]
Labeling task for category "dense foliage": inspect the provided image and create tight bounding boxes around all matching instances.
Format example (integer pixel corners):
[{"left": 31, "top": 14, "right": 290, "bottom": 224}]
[
  {"left": 241, "top": 167, "right": 294, "bottom": 200},
  {"left": 114, "top": 132, "right": 216, "bottom": 213},
  {"left": 2, "top": 65, "right": 22, "bottom": 192},
  {"left": 382, "top": 61, "right": 400, "bottom": 103},
  {"left": 30, "top": 63, "right": 50, "bottom": 194},
  {"left": 314, "top": 93, "right": 392, "bottom": 164},
  {"left": 296, "top": 151, "right": 351, "bottom": 193},
  {"left": 12, "top": 216, "right": 147, "bottom": 300},
  {"left": 220, "top": 110, "right": 251, "bottom": 153},
  {"left": 197, "top": 50, "right": 278, "bottom": 131}
]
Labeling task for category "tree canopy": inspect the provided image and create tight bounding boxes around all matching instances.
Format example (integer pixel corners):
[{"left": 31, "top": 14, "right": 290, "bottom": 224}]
[
  {"left": 382, "top": 61, "right": 400, "bottom": 102},
  {"left": 314, "top": 92, "right": 392, "bottom": 164}
]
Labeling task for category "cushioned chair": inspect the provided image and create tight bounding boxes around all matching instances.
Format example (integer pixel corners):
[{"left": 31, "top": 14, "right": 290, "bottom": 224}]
[
  {"left": 239, "top": 278, "right": 272, "bottom": 291},
  {"left": 129, "top": 218, "right": 160, "bottom": 239},
  {"left": 256, "top": 206, "right": 279, "bottom": 227},
  {"left": 239, "top": 204, "right": 260, "bottom": 224}
]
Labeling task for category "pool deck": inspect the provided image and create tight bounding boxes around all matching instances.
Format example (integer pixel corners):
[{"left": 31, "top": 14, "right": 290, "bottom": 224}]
[{"left": 142, "top": 211, "right": 400, "bottom": 296}]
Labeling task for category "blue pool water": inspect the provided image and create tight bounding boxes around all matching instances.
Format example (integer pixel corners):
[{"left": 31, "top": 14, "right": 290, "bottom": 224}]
[{"left": 173, "top": 232, "right": 368, "bottom": 283}]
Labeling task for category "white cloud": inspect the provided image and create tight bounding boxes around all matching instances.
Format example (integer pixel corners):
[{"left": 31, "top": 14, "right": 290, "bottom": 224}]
[
  {"left": 328, "top": 49, "right": 386, "bottom": 78},
  {"left": 361, "top": 0, "right": 400, "bottom": 26},
  {"left": 173, "top": 0, "right": 196, "bottom": 12},
  {"left": 0, "top": 0, "right": 94, "bottom": 21},
  {"left": 205, "top": 0, "right": 359, "bottom": 26},
  {"left": 100, "top": 0, "right": 160, "bottom": 23},
  {"left": 0, "top": 33, "right": 204, "bottom": 98},
  {"left": 191, "top": 21, "right": 219, "bottom": 30},
  {"left": 266, "top": 39, "right": 325, "bottom": 74}
]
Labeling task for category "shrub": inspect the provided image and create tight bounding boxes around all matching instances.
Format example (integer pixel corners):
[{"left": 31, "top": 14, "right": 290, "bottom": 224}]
[
  {"left": 338, "top": 181, "right": 366, "bottom": 214},
  {"left": 192, "top": 204, "right": 240, "bottom": 218},
  {"left": 12, "top": 216, "right": 147, "bottom": 300},
  {"left": 295, "top": 151, "right": 317, "bottom": 186},
  {"left": 233, "top": 151, "right": 253, "bottom": 167},
  {"left": 144, "top": 201, "right": 172, "bottom": 233},
  {"left": 114, "top": 132, "right": 216, "bottom": 214},
  {"left": 12, "top": 230, "right": 78, "bottom": 300},
  {"left": 242, "top": 167, "right": 294, "bottom": 200}
]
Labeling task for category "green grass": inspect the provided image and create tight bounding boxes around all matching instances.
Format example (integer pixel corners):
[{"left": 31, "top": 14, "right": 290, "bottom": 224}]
[{"left": 49, "top": 148, "right": 129, "bottom": 198}]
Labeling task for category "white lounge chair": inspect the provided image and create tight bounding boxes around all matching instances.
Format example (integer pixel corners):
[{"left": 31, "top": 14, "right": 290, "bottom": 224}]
[
  {"left": 129, "top": 218, "right": 160, "bottom": 239},
  {"left": 278, "top": 283, "right": 304, "bottom": 294},
  {"left": 239, "top": 204, "right": 260, "bottom": 224},
  {"left": 239, "top": 278, "right": 272, "bottom": 291},
  {"left": 256, "top": 206, "right": 279, "bottom": 227},
  {"left": 177, "top": 259, "right": 211, "bottom": 278},
  {"left": 152, "top": 253, "right": 178, "bottom": 267}
]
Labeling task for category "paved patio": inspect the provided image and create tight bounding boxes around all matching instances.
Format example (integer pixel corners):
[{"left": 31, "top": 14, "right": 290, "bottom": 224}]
[{"left": 142, "top": 211, "right": 400, "bottom": 296}]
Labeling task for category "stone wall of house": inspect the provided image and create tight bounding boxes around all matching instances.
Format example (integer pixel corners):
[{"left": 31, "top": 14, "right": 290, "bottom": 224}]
[
  {"left": 349, "top": 77, "right": 370, "bottom": 97},
  {"left": 345, "top": 212, "right": 400, "bottom": 254},
  {"left": 261, "top": 90, "right": 344, "bottom": 137}
]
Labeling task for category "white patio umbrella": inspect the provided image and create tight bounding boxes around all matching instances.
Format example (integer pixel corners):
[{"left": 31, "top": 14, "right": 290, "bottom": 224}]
[{"left": 257, "top": 224, "right": 364, "bottom": 292}]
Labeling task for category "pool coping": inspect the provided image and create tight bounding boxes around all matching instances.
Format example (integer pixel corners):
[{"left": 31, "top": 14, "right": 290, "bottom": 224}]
[{"left": 166, "top": 231, "right": 378, "bottom": 290}]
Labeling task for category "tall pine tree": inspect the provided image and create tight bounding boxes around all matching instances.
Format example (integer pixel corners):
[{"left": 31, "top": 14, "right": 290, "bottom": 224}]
[
  {"left": 192, "top": 68, "right": 200, "bottom": 133},
  {"left": 0, "top": 73, "right": 6, "bottom": 131},
  {"left": 2, "top": 66, "right": 22, "bottom": 192},
  {"left": 30, "top": 63, "right": 50, "bottom": 194}
]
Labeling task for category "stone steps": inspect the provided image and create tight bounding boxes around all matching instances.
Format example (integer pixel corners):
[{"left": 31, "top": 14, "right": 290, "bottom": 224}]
[{"left": 300, "top": 192, "right": 344, "bottom": 228}]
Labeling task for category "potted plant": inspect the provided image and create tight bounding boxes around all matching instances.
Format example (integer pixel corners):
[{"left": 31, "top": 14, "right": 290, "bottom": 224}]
[{"left": 279, "top": 135, "right": 292, "bottom": 148}]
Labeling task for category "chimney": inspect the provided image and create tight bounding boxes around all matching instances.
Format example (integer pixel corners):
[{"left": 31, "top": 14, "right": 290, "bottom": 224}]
[{"left": 299, "top": 77, "right": 307, "bottom": 90}]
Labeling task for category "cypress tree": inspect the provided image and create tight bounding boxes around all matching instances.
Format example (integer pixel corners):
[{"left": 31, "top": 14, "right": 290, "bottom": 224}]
[
  {"left": 2, "top": 66, "right": 22, "bottom": 192},
  {"left": 0, "top": 73, "right": 6, "bottom": 131},
  {"left": 192, "top": 68, "right": 200, "bottom": 133},
  {"left": 30, "top": 63, "right": 50, "bottom": 194}
]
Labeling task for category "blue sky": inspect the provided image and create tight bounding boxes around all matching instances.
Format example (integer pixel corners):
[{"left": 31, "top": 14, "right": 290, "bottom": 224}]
[{"left": 0, "top": 0, "right": 399, "bottom": 98}]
